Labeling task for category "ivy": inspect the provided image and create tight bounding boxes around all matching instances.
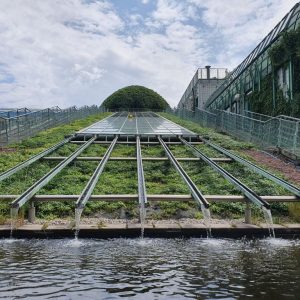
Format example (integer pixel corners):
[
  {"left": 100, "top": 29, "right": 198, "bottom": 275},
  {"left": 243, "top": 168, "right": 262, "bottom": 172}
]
[
  {"left": 269, "top": 26, "right": 300, "bottom": 67},
  {"left": 247, "top": 75, "right": 274, "bottom": 115},
  {"left": 247, "top": 24, "right": 300, "bottom": 117}
]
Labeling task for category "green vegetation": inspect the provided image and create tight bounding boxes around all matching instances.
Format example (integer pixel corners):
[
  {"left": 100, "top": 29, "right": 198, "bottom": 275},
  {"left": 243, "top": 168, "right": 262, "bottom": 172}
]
[
  {"left": 0, "top": 111, "right": 299, "bottom": 223},
  {"left": 102, "top": 85, "right": 170, "bottom": 110},
  {"left": 248, "top": 25, "right": 300, "bottom": 116}
]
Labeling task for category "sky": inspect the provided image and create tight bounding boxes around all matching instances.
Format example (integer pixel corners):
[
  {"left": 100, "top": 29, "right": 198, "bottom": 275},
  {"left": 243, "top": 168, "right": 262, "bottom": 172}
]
[{"left": 0, "top": 0, "right": 298, "bottom": 109}]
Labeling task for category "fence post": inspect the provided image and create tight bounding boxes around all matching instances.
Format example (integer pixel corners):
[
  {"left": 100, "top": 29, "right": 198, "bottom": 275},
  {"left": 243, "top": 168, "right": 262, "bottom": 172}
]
[
  {"left": 278, "top": 119, "right": 282, "bottom": 149},
  {"left": 5, "top": 119, "right": 9, "bottom": 143},
  {"left": 293, "top": 121, "right": 299, "bottom": 156}
]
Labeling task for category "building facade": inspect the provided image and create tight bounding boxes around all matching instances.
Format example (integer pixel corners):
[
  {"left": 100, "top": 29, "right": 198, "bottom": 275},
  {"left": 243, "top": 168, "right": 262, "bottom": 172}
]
[{"left": 178, "top": 66, "right": 227, "bottom": 111}]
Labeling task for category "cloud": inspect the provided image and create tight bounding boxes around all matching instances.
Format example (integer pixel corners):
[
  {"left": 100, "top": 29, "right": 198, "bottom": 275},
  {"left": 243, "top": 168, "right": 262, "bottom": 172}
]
[
  {"left": 0, "top": 0, "right": 297, "bottom": 109},
  {"left": 189, "top": 0, "right": 299, "bottom": 68}
]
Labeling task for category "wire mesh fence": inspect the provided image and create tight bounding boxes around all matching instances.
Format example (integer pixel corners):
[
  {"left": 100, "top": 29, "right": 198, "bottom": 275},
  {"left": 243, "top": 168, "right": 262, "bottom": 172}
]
[
  {"left": 171, "top": 108, "right": 300, "bottom": 159},
  {"left": 0, "top": 105, "right": 104, "bottom": 145}
]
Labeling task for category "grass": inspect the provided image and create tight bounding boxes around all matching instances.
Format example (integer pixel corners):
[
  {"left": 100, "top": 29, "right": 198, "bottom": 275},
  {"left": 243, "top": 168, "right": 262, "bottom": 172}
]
[
  {"left": 0, "top": 112, "right": 111, "bottom": 173},
  {"left": 0, "top": 111, "right": 299, "bottom": 222}
]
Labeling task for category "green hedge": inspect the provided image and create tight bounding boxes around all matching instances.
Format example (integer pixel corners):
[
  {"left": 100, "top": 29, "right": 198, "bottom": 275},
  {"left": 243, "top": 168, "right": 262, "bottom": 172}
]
[{"left": 102, "top": 85, "right": 170, "bottom": 110}]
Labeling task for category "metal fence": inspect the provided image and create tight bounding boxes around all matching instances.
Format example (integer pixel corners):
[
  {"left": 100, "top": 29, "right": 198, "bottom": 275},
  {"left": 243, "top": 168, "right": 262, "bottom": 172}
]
[
  {"left": 172, "top": 108, "right": 300, "bottom": 159},
  {"left": 0, "top": 105, "right": 104, "bottom": 146}
]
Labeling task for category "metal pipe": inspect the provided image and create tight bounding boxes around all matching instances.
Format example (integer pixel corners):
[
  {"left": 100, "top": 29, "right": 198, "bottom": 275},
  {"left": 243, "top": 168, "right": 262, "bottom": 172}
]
[
  {"left": 43, "top": 156, "right": 232, "bottom": 162},
  {"left": 179, "top": 137, "right": 270, "bottom": 209},
  {"left": 0, "top": 135, "right": 74, "bottom": 181},
  {"left": 136, "top": 136, "right": 147, "bottom": 204},
  {"left": 11, "top": 136, "right": 96, "bottom": 209},
  {"left": 71, "top": 141, "right": 203, "bottom": 145},
  {"left": 76, "top": 136, "right": 118, "bottom": 209},
  {"left": 0, "top": 194, "right": 297, "bottom": 202},
  {"left": 158, "top": 136, "right": 210, "bottom": 208},
  {"left": 205, "top": 65, "right": 211, "bottom": 79},
  {"left": 201, "top": 137, "right": 300, "bottom": 197}
]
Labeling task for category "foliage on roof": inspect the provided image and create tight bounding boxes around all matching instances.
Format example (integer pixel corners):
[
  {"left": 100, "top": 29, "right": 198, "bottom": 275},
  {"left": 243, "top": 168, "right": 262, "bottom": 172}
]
[{"left": 102, "top": 85, "right": 170, "bottom": 110}]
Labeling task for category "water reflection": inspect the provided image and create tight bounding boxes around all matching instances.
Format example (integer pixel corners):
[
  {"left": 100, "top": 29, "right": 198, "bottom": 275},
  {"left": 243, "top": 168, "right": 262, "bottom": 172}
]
[{"left": 0, "top": 238, "right": 299, "bottom": 299}]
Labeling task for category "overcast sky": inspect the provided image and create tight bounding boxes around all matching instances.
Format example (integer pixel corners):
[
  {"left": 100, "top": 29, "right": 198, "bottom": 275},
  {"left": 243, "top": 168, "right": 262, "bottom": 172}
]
[{"left": 0, "top": 0, "right": 298, "bottom": 109}]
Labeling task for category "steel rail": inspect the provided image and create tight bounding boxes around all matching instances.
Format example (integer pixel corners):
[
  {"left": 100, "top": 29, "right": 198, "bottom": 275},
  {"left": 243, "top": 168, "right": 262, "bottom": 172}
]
[
  {"left": 158, "top": 136, "right": 210, "bottom": 208},
  {"left": 0, "top": 194, "right": 298, "bottom": 202},
  {"left": 76, "top": 136, "right": 118, "bottom": 209},
  {"left": 43, "top": 156, "right": 232, "bottom": 162},
  {"left": 179, "top": 137, "right": 270, "bottom": 209},
  {"left": 155, "top": 113, "right": 299, "bottom": 196},
  {"left": 201, "top": 137, "right": 300, "bottom": 197},
  {"left": 0, "top": 135, "right": 74, "bottom": 181},
  {"left": 11, "top": 136, "right": 96, "bottom": 209},
  {"left": 70, "top": 141, "right": 203, "bottom": 145},
  {"left": 136, "top": 136, "right": 147, "bottom": 204}
]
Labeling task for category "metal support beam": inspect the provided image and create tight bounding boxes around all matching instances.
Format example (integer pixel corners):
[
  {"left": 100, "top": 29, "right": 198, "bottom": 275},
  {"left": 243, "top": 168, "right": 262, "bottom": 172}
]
[
  {"left": 158, "top": 136, "right": 210, "bottom": 208},
  {"left": 0, "top": 194, "right": 298, "bottom": 202},
  {"left": 76, "top": 136, "right": 118, "bottom": 209},
  {"left": 0, "top": 135, "right": 74, "bottom": 181},
  {"left": 201, "top": 137, "right": 300, "bottom": 197},
  {"left": 11, "top": 136, "right": 96, "bottom": 209},
  {"left": 43, "top": 156, "right": 232, "bottom": 162},
  {"left": 70, "top": 141, "right": 203, "bottom": 145},
  {"left": 136, "top": 135, "right": 147, "bottom": 226},
  {"left": 136, "top": 136, "right": 147, "bottom": 204},
  {"left": 28, "top": 202, "right": 36, "bottom": 223},
  {"left": 245, "top": 201, "right": 252, "bottom": 224},
  {"left": 180, "top": 137, "right": 270, "bottom": 209}
]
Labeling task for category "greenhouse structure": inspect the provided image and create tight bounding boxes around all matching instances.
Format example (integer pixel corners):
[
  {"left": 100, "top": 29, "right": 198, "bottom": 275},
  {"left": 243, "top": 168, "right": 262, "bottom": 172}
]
[{"left": 178, "top": 2, "right": 300, "bottom": 117}]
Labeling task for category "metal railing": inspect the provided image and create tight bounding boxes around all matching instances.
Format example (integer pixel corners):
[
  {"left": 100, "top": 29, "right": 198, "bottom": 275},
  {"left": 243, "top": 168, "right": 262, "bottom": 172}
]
[
  {"left": 172, "top": 108, "right": 300, "bottom": 159},
  {"left": 0, "top": 105, "right": 105, "bottom": 145}
]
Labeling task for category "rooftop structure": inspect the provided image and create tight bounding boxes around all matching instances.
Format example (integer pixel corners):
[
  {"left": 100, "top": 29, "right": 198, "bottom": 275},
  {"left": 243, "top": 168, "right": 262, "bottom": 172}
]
[{"left": 178, "top": 67, "right": 228, "bottom": 111}]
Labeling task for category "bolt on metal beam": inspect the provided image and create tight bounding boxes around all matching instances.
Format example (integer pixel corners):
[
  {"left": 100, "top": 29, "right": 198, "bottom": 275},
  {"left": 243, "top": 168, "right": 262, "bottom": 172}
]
[
  {"left": 11, "top": 136, "right": 96, "bottom": 209},
  {"left": 76, "top": 136, "right": 118, "bottom": 209},
  {"left": 0, "top": 135, "right": 74, "bottom": 182},
  {"left": 179, "top": 137, "right": 270, "bottom": 209},
  {"left": 158, "top": 136, "right": 210, "bottom": 209},
  {"left": 201, "top": 137, "right": 300, "bottom": 197}
]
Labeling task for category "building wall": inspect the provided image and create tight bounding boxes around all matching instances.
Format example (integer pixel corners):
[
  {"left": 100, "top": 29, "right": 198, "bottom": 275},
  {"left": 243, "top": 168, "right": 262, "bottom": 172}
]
[
  {"left": 178, "top": 68, "right": 227, "bottom": 111},
  {"left": 197, "top": 79, "right": 225, "bottom": 109}
]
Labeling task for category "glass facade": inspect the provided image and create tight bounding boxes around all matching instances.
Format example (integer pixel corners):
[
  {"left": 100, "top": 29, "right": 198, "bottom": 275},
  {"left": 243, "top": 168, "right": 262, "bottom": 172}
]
[{"left": 204, "top": 3, "right": 300, "bottom": 113}]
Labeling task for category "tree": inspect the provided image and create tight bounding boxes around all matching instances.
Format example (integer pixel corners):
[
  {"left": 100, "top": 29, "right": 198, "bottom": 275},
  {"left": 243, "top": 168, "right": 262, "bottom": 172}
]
[{"left": 102, "top": 85, "right": 170, "bottom": 110}]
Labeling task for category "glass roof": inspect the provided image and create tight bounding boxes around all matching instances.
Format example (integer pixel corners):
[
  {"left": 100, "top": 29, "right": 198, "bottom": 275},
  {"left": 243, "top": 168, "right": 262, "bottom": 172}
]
[{"left": 77, "top": 112, "right": 197, "bottom": 137}]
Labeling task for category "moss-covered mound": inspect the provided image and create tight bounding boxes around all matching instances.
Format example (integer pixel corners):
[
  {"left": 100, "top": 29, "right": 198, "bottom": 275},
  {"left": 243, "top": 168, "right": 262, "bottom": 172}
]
[{"left": 102, "top": 85, "right": 170, "bottom": 110}]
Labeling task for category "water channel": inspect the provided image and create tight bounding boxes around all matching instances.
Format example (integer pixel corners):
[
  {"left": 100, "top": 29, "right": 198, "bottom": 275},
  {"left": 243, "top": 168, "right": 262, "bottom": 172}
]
[{"left": 0, "top": 238, "right": 299, "bottom": 299}]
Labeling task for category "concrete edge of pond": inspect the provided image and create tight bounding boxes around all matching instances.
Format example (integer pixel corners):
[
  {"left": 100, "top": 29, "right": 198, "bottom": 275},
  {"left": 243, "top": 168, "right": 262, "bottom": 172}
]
[{"left": 1, "top": 223, "right": 300, "bottom": 239}]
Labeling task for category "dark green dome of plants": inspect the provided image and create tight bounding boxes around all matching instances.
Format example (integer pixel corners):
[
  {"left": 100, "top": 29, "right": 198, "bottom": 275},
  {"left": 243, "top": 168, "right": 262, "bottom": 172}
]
[{"left": 102, "top": 85, "right": 170, "bottom": 110}]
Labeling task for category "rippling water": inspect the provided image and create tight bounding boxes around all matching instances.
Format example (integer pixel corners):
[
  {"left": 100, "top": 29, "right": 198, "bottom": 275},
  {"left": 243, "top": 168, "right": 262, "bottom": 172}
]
[{"left": 0, "top": 238, "right": 300, "bottom": 299}]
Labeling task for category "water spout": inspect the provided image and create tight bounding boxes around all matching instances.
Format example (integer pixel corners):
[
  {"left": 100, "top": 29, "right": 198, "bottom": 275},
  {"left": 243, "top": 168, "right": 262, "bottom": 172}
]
[
  {"left": 139, "top": 203, "right": 146, "bottom": 239},
  {"left": 200, "top": 203, "right": 212, "bottom": 238},
  {"left": 75, "top": 208, "right": 83, "bottom": 240},
  {"left": 10, "top": 207, "right": 19, "bottom": 238},
  {"left": 262, "top": 207, "right": 275, "bottom": 238}
]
